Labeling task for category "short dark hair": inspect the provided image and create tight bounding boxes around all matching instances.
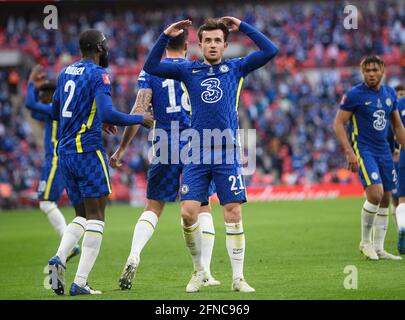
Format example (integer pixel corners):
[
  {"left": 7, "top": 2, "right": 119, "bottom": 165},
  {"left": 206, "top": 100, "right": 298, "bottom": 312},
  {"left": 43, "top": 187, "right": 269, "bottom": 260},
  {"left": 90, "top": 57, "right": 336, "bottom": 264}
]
[
  {"left": 360, "top": 55, "right": 385, "bottom": 69},
  {"left": 79, "top": 29, "right": 104, "bottom": 55},
  {"left": 38, "top": 80, "right": 56, "bottom": 93},
  {"left": 167, "top": 29, "right": 188, "bottom": 51},
  {"left": 395, "top": 84, "right": 405, "bottom": 93},
  {"left": 197, "top": 18, "right": 229, "bottom": 42}
]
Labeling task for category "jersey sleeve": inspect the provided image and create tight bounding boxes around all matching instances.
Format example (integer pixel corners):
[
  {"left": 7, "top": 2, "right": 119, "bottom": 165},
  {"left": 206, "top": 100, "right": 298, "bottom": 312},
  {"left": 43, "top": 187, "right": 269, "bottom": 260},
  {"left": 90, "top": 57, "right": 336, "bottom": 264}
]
[
  {"left": 30, "top": 110, "right": 48, "bottom": 122},
  {"left": 138, "top": 70, "right": 152, "bottom": 89},
  {"left": 51, "top": 74, "right": 62, "bottom": 121},
  {"left": 143, "top": 33, "right": 185, "bottom": 81},
  {"left": 339, "top": 89, "right": 357, "bottom": 113},
  {"left": 94, "top": 68, "right": 112, "bottom": 96}
]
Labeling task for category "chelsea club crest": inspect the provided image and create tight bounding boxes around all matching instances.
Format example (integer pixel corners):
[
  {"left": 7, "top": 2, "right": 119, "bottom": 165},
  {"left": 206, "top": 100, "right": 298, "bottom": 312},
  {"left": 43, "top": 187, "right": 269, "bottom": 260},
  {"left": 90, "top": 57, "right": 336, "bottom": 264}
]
[{"left": 220, "top": 65, "right": 229, "bottom": 73}]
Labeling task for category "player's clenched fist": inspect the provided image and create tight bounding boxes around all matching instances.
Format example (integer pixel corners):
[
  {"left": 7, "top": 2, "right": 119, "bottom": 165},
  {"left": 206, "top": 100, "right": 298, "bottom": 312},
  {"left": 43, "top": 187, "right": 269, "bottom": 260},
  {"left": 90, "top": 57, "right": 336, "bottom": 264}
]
[
  {"left": 109, "top": 148, "right": 125, "bottom": 168},
  {"left": 219, "top": 16, "right": 241, "bottom": 32},
  {"left": 346, "top": 151, "right": 359, "bottom": 173},
  {"left": 142, "top": 112, "right": 154, "bottom": 129},
  {"left": 163, "top": 20, "right": 192, "bottom": 38},
  {"left": 28, "top": 64, "right": 46, "bottom": 89},
  {"left": 102, "top": 123, "right": 118, "bottom": 135}
]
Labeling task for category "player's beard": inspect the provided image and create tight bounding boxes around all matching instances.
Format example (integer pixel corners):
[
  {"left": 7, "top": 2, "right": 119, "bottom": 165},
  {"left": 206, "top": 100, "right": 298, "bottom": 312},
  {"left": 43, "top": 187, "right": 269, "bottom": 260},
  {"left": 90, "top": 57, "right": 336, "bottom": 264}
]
[{"left": 100, "top": 51, "right": 109, "bottom": 68}]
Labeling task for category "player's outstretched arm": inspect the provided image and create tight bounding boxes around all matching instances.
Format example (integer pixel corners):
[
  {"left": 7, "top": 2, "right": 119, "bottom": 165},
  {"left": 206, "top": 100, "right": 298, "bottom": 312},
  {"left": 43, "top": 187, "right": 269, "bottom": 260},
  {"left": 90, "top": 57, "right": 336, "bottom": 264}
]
[
  {"left": 391, "top": 110, "right": 405, "bottom": 147},
  {"left": 25, "top": 82, "right": 53, "bottom": 116},
  {"left": 220, "top": 16, "right": 279, "bottom": 75},
  {"left": 95, "top": 92, "right": 153, "bottom": 128},
  {"left": 143, "top": 20, "right": 192, "bottom": 80},
  {"left": 109, "top": 88, "right": 153, "bottom": 168},
  {"left": 334, "top": 109, "right": 359, "bottom": 173}
]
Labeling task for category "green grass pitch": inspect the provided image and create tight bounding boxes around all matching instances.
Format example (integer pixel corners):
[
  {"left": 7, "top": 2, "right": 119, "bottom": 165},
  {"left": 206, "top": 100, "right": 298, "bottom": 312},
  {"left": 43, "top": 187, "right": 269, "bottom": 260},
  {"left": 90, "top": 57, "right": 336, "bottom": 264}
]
[{"left": 0, "top": 198, "right": 404, "bottom": 300}]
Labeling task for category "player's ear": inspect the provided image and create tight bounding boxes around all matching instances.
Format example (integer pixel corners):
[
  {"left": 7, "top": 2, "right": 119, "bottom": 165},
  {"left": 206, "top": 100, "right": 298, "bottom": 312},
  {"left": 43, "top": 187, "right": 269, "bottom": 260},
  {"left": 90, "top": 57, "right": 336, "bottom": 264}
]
[
  {"left": 96, "top": 43, "right": 103, "bottom": 53},
  {"left": 224, "top": 41, "right": 228, "bottom": 49}
]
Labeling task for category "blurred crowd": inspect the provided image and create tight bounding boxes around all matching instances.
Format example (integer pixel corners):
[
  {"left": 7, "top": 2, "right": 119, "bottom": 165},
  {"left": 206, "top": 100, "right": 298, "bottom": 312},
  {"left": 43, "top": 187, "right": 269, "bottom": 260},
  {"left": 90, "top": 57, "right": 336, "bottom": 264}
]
[{"left": 0, "top": 0, "right": 404, "bottom": 208}]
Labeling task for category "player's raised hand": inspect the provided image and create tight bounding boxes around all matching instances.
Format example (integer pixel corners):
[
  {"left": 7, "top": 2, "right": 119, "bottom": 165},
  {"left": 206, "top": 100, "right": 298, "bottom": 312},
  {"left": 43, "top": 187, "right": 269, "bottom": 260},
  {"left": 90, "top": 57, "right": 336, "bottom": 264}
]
[
  {"left": 28, "top": 64, "right": 46, "bottom": 88},
  {"left": 109, "top": 147, "right": 125, "bottom": 168},
  {"left": 163, "top": 20, "right": 192, "bottom": 38},
  {"left": 102, "top": 123, "right": 118, "bottom": 135},
  {"left": 220, "top": 16, "right": 241, "bottom": 32},
  {"left": 346, "top": 150, "right": 359, "bottom": 173},
  {"left": 142, "top": 112, "right": 154, "bottom": 129}
]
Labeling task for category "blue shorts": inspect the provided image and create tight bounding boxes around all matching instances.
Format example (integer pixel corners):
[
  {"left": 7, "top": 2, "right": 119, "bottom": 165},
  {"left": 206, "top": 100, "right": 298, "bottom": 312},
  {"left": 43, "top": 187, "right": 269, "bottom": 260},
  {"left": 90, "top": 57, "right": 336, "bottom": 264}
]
[
  {"left": 180, "top": 149, "right": 247, "bottom": 206},
  {"left": 392, "top": 161, "right": 399, "bottom": 199},
  {"left": 146, "top": 163, "right": 215, "bottom": 204},
  {"left": 59, "top": 150, "right": 111, "bottom": 206},
  {"left": 357, "top": 149, "right": 395, "bottom": 191},
  {"left": 37, "top": 154, "right": 64, "bottom": 202},
  {"left": 147, "top": 163, "right": 183, "bottom": 202}
]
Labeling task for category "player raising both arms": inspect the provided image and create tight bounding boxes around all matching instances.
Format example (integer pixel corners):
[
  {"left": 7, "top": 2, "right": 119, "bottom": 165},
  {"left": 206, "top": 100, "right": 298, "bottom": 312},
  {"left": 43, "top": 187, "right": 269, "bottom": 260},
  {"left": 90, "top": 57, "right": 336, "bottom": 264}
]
[
  {"left": 109, "top": 30, "right": 220, "bottom": 289},
  {"left": 25, "top": 66, "right": 80, "bottom": 261},
  {"left": 144, "top": 17, "right": 278, "bottom": 292},
  {"left": 47, "top": 29, "right": 153, "bottom": 296},
  {"left": 334, "top": 56, "right": 405, "bottom": 261}
]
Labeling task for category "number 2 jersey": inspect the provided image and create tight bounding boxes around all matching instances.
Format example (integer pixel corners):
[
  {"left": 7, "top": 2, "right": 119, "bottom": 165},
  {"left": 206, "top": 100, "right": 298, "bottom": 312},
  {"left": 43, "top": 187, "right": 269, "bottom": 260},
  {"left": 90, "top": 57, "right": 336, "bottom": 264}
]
[
  {"left": 340, "top": 82, "right": 398, "bottom": 154},
  {"left": 52, "top": 59, "right": 112, "bottom": 155}
]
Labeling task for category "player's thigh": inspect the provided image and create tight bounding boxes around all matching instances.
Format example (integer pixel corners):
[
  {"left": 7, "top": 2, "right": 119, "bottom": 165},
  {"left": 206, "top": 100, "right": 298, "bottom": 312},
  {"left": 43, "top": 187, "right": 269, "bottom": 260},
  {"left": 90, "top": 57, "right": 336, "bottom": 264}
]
[
  {"left": 212, "top": 164, "right": 246, "bottom": 206},
  {"left": 146, "top": 163, "right": 182, "bottom": 203},
  {"left": 377, "top": 155, "right": 396, "bottom": 193},
  {"left": 58, "top": 154, "right": 83, "bottom": 206},
  {"left": 76, "top": 150, "right": 112, "bottom": 201},
  {"left": 180, "top": 164, "right": 212, "bottom": 203}
]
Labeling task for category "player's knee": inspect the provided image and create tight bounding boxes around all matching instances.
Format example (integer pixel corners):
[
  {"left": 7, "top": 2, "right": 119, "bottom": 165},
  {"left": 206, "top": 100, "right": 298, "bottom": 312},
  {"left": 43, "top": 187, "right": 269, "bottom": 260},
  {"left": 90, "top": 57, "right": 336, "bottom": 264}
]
[
  {"left": 181, "top": 202, "right": 198, "bottom": 226},
  {"left": 39, "top": 201, "right": 57, "bottom": 214},
  {"left": 224, "top": 203, "right": 242, "bottom": 223},
  {"left": 144, "top": 200, "right": 164, "bottom": 217},
  {"left": 368, "top": 192, "right": 383, "bottom": 205}
]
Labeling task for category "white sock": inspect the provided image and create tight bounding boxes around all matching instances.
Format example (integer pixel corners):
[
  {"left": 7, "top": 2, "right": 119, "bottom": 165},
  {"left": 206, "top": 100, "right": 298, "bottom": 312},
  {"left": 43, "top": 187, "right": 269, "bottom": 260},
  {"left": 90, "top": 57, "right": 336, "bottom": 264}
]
[
  {"left": 373, "top": 208, "right": 389, "bottom": 252},
  {"left": 74, "top": 220, "right": 104, "bottom": 287},
  {"left": 39, "top": 201, "right": 67, "bottom": 238},
  {"left": 56, "top": 216, "right": 86, "bottom": 264},
  {"left": 396, "top": 203, "right": 405, "bottom": 231},
  {"left": 361, "top": 200, "right": 379, "bottom": 245},
  {"left": 225, "top": 221, "right": 245, "bottom": 280},
  {"left": 182, "top": 221, "right": 204, "bottom": 272},
  {"left": 198, "top": 212, "right": 215, "bottom": 277},
  {"left": 128, "top": 211, "right": 158, "bottom": 265}
]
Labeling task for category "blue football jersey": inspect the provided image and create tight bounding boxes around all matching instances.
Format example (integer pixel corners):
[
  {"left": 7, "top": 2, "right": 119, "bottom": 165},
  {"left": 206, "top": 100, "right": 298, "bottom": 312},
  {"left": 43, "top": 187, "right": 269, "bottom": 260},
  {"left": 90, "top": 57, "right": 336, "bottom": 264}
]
[
  {"left": 53, "top": 59, "right": 111, "bottom": 155},
  {"left": 161, "top": 58, "right": 249, "bottom": 148},
  {"left": 340, "top": 83, "right": 398, "bottom": 153},
  {"left": 138, "top": 58, "right": 191, "bottom": 133}
]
